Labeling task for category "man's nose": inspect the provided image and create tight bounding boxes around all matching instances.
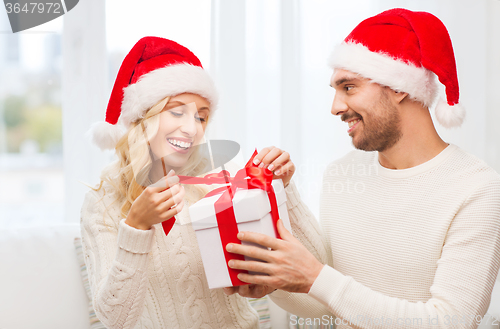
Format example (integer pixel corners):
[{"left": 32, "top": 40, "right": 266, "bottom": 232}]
[{"left": 331, "top": 93, "right": 348, "bottom": 116}]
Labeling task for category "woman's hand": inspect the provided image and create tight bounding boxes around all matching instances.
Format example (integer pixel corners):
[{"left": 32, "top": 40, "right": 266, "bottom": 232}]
[
  {"left": 253, "top": 146, "right": 295, "bottom": 187},
  {"left": 125, "top": 169, "right": 185, "bottom": 230}
]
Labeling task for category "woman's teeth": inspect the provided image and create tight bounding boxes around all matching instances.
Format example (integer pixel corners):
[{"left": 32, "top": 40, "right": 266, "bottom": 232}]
[
  {"left": 348, "top": 119, "right": 361, "bottom": 128},
  {"left": 167, "top": 138, "right": 192, "bottom": 150}
]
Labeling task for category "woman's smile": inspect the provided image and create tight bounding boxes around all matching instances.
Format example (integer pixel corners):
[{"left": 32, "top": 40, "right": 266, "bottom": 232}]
[{"left": 166, "top": 137, "right": 193, "bottom": 154}]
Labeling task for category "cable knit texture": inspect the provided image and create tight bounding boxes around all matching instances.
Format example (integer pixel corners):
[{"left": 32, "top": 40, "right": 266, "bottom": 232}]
[
  {"left": 271, "top": 144, "right": 500, "bottom": 329},
  {"left": 80, "top": 180, "right": 265, "bottom": 328},
  {"left": 80, "top": 164, "right": 326, "bottom": 328}
]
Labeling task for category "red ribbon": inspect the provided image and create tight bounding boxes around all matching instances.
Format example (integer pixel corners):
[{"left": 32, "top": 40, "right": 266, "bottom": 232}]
[{"left": 162, "top": 150, "right": 281, "bottom": 286}]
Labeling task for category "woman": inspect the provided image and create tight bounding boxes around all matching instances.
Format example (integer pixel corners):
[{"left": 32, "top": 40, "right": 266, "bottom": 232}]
[{"left": 81, "top": 36, "right": 299, "bottom": 328}]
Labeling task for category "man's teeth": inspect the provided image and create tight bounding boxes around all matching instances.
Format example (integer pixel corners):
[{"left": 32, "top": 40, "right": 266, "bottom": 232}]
[
  {"left": 348, "top": 119, "right": 361, "bottom": 128},
  {"left": 167, "top": 139, "right": 192, "bottom": 149}
]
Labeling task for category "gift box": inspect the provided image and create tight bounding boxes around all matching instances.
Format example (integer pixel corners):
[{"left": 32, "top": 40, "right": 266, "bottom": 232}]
[{"left": 189, "top": 179, "right": 291, "bottom": 289}]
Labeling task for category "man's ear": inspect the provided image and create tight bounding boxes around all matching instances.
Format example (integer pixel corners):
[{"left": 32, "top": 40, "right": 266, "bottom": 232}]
[{"left": 388, "top": 88, "right": 409, "bottom": 104}]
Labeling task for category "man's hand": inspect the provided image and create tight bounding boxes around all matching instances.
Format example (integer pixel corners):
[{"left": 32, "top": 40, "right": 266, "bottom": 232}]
[
  {"left": 223, "top": 284, "right": 276, "bottom": 298},
  {"left": 225, "top": 219, "right": 324, "bottom": 293}
]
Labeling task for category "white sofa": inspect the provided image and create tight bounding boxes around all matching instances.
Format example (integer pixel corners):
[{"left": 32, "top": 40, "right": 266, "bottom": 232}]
[
  {"left": 0, "top": 224, "right": 288, "bottom": 329},
  {"left": 0, "top": 224, "right": 498, "bottom": 329}
]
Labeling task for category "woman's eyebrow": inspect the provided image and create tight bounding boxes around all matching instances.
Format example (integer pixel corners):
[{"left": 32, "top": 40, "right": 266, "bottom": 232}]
[
  {"left": 165, "top": 101, "right": 210, "bottom": 111},
  {"left": 165, "top": 101, "right": 186, "bottom": 107}
]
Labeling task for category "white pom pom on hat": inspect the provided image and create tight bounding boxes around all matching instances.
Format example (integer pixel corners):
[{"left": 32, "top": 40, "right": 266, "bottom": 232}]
[
  {"left": 435, "top": 99, "right": 466, "bottom": 128},
  {"left": 329, "top": 8, "right": 465, "bottom": 128}
]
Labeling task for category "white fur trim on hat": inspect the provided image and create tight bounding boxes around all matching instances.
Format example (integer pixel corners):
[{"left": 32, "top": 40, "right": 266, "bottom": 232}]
[
  {"left": 435, "top": 99, "right": 465, "bottom": 128},
  {"left": 329, "top": 42, "right": 438, "bottom": 108},
  {"left": 87, "top": 121, "right": 127, "bottom": 150},
  {"left": 120, "top": 64, "right": 218, "bottom": 128}
]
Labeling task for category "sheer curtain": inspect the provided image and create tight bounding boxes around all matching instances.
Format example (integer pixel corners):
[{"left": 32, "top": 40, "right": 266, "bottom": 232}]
[{"left": 209, "top": 0, "right": 500, "bottom": 220}]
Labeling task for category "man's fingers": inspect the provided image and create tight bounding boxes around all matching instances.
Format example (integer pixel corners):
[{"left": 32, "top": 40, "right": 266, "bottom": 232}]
[
  {"left": 226, "top": 242, "right": 274, "bottom": 262},
  {"left": 276, "top": 219, "right": 295, "bottom": 242},
  {"left": 235, "top": 231, "right": 282, "bottom": 250},
  {"left": 237, "top": 273, "right": 273, "bottom": 286},
  {"left": 223, "top": 287, "right": 237, "bottom": 296},
  {"left": 228, "top": 259, "right": 272, "bottom": 275}
]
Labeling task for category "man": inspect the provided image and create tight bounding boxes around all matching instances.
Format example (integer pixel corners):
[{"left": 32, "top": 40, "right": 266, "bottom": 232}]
[{"left": 223, "top": 8, "right": 500, "bottom": 328}]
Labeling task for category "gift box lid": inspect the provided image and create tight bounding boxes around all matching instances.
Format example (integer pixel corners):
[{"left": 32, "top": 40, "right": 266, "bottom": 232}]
[{"left": 189, "top": 179, "right": 287, "bottom": 230}]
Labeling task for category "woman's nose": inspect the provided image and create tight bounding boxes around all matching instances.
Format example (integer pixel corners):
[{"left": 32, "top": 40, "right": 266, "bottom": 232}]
[
  {"left": 331, "top": 93, "right": 348, "bottom": 116},
  {"left": 179, "top": 116, "right": 199, "bottom": 136}
]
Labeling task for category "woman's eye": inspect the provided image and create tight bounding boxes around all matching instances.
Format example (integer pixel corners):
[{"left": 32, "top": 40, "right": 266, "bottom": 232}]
[{"left": 169, "top": 111, "right": 183, "bottom": 117}]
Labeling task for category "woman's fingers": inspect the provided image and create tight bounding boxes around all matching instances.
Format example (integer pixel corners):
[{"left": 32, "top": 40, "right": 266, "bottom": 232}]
[
  {"left": 148, "top": 170, "right": 179, "bottom": 192},
  {"left": 253, "top": 147, "right": 292, "bottom": 171},
  {"left": 159, "top": 185, "right": 184, "bottom": 208},
  {"left": 260, "top": 148, "right": 283, "bottom": 168},
  {"left": 158, "top": 184, "right": 177, "bottom": 201},
  {"left": 273, "top": 161, "right": 294, "bottom": 177},
  {"left": 252, "top": 147, "right": 274, "bottom": 166},
  {"left": 160, "top": 206, "right": 182, "bottom": 221},
  {"left": 173, "top": 199, "right": 185, "bottom": 213},
  {"left": 267, "top": 151, "right": 291, "bottom": 173}
]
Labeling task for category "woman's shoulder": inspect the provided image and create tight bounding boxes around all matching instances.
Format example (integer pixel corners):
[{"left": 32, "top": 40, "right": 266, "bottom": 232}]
[{"left": 82, "top": 180, "right": 123, "bottom": 220}]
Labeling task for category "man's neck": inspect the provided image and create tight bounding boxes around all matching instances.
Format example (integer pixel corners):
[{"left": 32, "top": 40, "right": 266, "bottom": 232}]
[
  {"left": 377, "top": 105, "right": 448, "bottom": 170},
  {"left": 378, "top": 139, "right": 448, "bottom": 170}
]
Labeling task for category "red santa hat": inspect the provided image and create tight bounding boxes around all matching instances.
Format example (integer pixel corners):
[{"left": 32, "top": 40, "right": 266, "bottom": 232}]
[
  {"left": 89, "top": 36, "right": 218, "bottom": 150},
  {"left": 329, "top": 8, "right": 465, "bottom": 128}
]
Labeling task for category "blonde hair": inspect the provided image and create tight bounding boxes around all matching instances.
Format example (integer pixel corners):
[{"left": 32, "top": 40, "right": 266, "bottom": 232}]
[{"left": 92, "top": 96, "right": 210, "bottom": 223}]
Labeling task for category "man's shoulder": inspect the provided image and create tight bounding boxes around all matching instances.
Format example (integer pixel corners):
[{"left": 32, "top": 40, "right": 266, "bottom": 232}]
[{"left": 448, "top": 145, "right": 500, "bottom": 184}]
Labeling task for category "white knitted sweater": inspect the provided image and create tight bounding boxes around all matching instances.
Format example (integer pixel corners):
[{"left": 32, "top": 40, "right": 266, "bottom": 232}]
[
  {"left": 270, "top": 144, "right": 500, "bottom": 329},
  {"left": 80, "top": 173, "right": 329, "bottom": 328}
]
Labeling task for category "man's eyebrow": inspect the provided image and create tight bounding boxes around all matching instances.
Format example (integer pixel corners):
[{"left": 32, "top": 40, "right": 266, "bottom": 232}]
[{"left": 335, "top": 77, "right": 358, "bottom": 86}]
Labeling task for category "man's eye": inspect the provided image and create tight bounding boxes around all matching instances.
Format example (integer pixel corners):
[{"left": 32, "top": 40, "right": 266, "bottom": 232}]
[
  {"left": 345, "top": 85, "right": 354, "bottom": 91},
  {"left": 195, "top": 116, "right": 207, "bottom": 123}
]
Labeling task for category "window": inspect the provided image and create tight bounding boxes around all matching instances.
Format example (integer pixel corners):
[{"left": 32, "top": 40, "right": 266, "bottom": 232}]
[{"left": 0, "top": 15, "right": 63, "bottom": 229}]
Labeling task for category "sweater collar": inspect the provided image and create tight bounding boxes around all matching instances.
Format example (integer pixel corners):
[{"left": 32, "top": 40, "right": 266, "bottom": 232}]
[{"left": 374, "top": 144, "right": 457, "bottom": 179}]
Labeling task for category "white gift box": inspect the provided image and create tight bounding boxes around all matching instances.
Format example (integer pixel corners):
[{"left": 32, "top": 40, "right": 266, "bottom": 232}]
[{"left": 189, "top": 179, "right": 292, "bottom": 289}]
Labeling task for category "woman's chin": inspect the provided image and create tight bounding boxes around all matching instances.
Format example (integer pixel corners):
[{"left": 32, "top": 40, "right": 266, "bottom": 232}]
[{"left": 161, "top": 153, "right": 190, "bottom": 170}]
